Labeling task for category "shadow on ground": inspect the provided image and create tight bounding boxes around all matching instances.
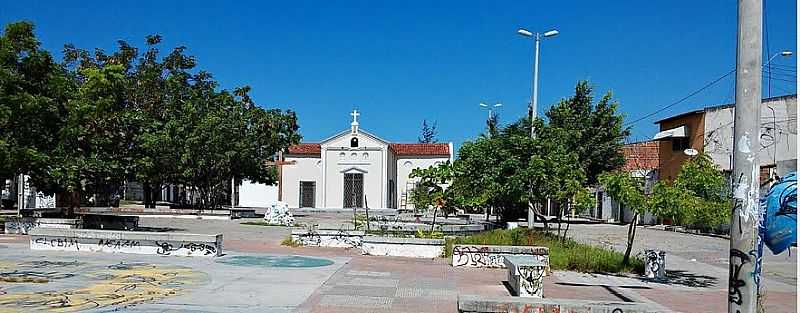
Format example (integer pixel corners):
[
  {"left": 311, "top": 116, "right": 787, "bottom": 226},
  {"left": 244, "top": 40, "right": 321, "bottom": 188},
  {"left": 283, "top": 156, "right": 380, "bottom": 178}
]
[
  {"left": 135, "top": 226, "right": 186, "bottom": 232},
  {"left": 661, "top": 270, "right": 718, "bottom": 288}
]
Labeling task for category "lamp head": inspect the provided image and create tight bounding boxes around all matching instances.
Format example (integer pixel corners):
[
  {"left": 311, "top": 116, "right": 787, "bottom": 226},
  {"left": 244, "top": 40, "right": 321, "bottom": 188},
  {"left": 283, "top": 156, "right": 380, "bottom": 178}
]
[
  {"left": 780, "top": 51, "right": 793, "bottom": 57},
  {"left": 479, "top": 102, "right": 488, "bottom": 107},
  {"left": 543, "top": 30, "right": 559, "bottom": 37},
  {"left": 517, "top": 28, "right": 533, "bottom": 37}
]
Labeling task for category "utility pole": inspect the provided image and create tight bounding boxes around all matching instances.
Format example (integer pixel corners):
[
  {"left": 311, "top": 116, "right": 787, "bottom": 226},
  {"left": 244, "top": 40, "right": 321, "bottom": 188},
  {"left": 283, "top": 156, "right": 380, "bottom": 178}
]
[{"left": 728, "top": 1, "right": 762, "bottom": 312}]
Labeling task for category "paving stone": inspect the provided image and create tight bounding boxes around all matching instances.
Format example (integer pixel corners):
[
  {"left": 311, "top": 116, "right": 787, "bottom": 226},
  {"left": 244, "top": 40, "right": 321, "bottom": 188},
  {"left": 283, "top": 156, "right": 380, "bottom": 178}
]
[
  {"left": 346, "top": 270, "right": 391, "bottom": 277},
  {"left": 318, "top": 295, "right": 392, "bottom": 310},
  {"left": 337, "top": 277, "right": 399, "bottom": 288},
  {"left": 324, "top": 285, "right": 397, "bottom": 298},
  {"left": 395, "top": 287, "right": 457, "bottom": 298}
]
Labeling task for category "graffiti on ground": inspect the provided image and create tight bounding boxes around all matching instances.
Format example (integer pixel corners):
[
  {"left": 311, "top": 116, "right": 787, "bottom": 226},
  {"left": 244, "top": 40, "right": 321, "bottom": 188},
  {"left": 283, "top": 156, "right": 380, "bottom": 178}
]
[{"left": 0, "top": 259, "right": 206, "bottom": 312}]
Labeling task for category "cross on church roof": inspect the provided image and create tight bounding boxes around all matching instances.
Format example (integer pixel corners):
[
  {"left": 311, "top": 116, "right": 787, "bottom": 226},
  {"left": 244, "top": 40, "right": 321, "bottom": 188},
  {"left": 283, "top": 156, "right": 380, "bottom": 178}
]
[{"left": 350, "top": 109, "right": 360, "bottom": 124}]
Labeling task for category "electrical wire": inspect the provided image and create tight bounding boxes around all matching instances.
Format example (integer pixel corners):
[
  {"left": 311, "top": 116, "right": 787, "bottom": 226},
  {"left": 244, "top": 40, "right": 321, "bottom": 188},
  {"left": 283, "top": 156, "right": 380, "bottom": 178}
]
[{"left": 624, "top": 69, "right": 735, "bottom": 127}]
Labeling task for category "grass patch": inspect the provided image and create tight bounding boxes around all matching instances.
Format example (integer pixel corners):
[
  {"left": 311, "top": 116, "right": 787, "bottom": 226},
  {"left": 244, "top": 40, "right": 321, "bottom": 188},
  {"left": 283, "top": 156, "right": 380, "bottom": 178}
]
[
  {"left": 445, "top": 228, "right": 643, "bottom": 274},
  {"left": 281, "top": 235, "right": 302, "bottom": 247}
]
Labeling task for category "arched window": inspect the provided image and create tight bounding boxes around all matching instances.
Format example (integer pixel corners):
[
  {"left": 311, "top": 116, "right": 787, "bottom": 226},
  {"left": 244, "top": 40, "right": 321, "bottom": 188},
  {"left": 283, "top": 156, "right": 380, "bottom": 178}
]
[{"left": 350, "top": 137, "right": 359, "bottom": 148}]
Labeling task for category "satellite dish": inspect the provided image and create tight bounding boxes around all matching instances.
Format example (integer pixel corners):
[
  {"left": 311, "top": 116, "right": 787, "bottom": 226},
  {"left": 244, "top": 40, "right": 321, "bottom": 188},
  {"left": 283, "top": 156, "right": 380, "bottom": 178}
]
[{"left": 684, "top": 148, "right": 699, "bottom": 156}]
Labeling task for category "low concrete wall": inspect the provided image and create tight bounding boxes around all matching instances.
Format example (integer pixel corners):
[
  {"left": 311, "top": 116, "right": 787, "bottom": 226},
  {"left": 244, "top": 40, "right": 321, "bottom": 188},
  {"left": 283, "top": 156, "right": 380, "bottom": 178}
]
[
  {"left": 29, "top": 228, "right": 223, "bottom": 257},
  {"left": 452, "top": 245, "right": 550, "bottom": 273},
  {"left": 368, "top": 222, "right": 485, "bottom": 234},
  {"left": 361, "top": 236, "right": 444, "bottom": 258},
  {"left": 82, "top": 214, "right": 139, "bottom": 230},
  {"left": 458, "top": 295, "right": 664, "bottom": 313},
  {"left": 291, "top": 229, "right": 363, "bottom": 248},
  {"left": 5, "top": 217, "right": 82, "bottom": 235},
  {"left": 75, "top": 207, "right": 233, "bottom": 220}
]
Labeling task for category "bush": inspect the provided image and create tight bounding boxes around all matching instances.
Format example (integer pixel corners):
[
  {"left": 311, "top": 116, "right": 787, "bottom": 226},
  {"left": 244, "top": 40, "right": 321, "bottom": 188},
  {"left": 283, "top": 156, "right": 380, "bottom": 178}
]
[{"left": 445, "top": 228, "right": 643, "bottom": 274}]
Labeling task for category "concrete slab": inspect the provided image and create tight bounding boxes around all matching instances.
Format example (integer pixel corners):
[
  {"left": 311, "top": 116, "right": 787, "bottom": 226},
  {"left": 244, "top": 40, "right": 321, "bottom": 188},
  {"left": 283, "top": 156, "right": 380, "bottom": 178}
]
[{"left": 0, "top": 243, "right": 347, "bottom": 313}]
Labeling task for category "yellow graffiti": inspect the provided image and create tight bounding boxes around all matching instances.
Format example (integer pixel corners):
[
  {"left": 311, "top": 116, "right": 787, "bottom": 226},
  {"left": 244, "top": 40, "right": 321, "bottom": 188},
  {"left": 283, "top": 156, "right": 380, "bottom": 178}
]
[{"left": 0, "top": 262, "right": 206, "bottom": 312}]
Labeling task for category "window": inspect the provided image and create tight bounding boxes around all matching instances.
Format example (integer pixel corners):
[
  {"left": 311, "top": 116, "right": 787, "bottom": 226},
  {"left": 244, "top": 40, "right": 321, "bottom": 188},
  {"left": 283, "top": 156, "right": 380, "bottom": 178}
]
[
  {"left": 671, "top": 137, "right": 689, "bottom": 151},
  {"left": 350, "top": 137, "right": 359, "bottom": 148}
]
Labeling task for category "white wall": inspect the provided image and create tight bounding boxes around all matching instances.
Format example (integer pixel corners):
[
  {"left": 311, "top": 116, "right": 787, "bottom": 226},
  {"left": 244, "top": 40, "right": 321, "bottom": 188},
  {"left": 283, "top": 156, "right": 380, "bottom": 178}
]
[
  {"left": 238, "top": 179, "right": 278, "bottom": 208},
  {"left": 322, "top": 130, "right": 388, "bottom": 209},
  {"left": 396, "top": 156, "right": 449, "bottom": 211},
  {"left": 281, "top": 156, "right": 322, "bottom": 208},
  {"left": 704, "top": 96, "right": 797, "bottom": 172},
  {"left": 323, "top": 147, "right": 385, "bottom": 209}
]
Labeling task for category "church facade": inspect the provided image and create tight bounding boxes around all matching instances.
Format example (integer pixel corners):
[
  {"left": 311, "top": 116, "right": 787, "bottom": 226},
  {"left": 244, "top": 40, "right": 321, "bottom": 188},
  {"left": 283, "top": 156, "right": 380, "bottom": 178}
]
[{"left": 279, "top": 111, "right": 452, "bottom": 210}]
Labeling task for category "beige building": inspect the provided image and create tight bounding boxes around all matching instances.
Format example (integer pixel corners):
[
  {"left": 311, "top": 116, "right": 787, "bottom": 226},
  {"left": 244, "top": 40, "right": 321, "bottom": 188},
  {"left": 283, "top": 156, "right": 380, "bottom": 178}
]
[
  {"left": 278, "top": 110, "right": 452, "bottom": 210},
  {"left": 653, "top": 94, "right": 797, "bottom": 182}
]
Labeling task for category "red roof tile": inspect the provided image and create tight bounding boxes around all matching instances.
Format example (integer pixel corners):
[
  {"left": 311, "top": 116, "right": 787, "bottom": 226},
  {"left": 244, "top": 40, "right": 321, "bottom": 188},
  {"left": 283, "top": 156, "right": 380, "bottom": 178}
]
[
  {"left": 286, "top": 143, "right": 321, "bottom": 155},
  {"left": 286, "top": 143, "right": 450, "bottom": 156},
  {"left": 390, "top": 143, "right": 450, "bottom": 156},
  {"left": 622, "top": 141, "right": 659, "bottom": 171}
]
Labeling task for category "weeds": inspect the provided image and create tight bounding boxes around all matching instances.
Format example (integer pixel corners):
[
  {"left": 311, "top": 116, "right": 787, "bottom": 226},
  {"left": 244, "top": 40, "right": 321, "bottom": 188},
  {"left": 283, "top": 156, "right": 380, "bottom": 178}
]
[
  {"left": 445, "top": 228, "right": 643, "bottom": 274},
  {"left": 281, "top": 235, "right": 302, "bottom": 247}
]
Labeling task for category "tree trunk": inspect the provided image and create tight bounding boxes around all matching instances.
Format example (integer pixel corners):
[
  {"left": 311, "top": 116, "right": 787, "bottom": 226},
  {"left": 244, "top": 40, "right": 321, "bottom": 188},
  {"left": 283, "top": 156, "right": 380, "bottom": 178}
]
[
  {"left": 143, "top": 183, "right": 152, "bottom": 208},
  {"left": 430, "top": 206, "right": 439, "bottom": 233},
  {"left": 622, "top": 212, "right": 639, "bottom": 265}
]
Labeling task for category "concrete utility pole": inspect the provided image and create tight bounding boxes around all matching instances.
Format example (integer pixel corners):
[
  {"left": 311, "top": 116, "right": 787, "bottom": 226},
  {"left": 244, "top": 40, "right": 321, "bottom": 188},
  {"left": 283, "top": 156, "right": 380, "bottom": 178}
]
[{"left": 728, "top": 1, "right": 763, "bottom": 312}]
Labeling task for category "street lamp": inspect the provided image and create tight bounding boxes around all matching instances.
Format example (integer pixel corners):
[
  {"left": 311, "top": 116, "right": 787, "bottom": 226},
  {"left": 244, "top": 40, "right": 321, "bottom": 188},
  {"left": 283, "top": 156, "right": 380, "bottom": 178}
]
[
  {"left": 517, "top": 27, "right": 559, "bottom": 138},
  {"left": 766, "top": 50, "right": 793, "bottom": 97},
  {"left": 479, "top": 102, "right": 502, "bottom": 136},
  {"left": 518, "top": 27, "right": 558, "bottom": 228}
]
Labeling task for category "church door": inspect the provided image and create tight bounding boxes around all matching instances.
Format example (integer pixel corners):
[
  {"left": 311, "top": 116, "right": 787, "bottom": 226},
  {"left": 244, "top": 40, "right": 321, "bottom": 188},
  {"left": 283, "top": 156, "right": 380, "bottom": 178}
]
[
  {"left": 299, "top": 181, "right": 315, "bottom": 208},
  {"left": 343, "top": 173, "right": 364, "bottom": 208}
]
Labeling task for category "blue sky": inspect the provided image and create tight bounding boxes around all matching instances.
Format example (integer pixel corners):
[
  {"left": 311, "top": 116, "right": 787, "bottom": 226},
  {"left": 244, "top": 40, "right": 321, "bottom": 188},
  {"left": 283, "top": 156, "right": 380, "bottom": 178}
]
[{"left": 2, "top": 1, "right": 796, "bottom": 146}]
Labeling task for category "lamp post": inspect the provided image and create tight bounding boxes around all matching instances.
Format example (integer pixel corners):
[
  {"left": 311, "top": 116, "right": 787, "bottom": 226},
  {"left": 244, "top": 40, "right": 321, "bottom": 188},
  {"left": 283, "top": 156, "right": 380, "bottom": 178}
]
[
  {"left": 766, "top": 50, "right": 793, "bottom": 97},
  {"left": 517, "top": 28, "right": 559, "bottom": 138},
  {"left": 518, "top": 27, "right": 558, "bottom": 227},
  {"left": 479, "top": 102, "right": 502, "bottom": 136}
]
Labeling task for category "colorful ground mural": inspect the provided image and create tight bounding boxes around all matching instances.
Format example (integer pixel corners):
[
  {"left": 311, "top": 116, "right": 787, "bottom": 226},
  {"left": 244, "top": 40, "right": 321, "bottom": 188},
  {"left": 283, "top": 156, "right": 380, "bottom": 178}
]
[{"left": 0, "top": 259, "right": 206, "bottom": 312}]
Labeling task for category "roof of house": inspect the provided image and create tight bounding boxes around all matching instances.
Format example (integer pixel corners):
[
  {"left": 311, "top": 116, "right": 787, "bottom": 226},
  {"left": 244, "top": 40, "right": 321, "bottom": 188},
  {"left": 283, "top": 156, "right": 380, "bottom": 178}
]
[
  {"left": 390, "top": 143, "right": 450, "bottom": 156},
  {"left": 653, "top": 94, "right": 797, "bottom": 124},
  {"left": 284, "top": 142, "right": 450, "bottom": 156},
  {"left": 286, "top": 143, "right": 321, "bottom": 155},
  {"left": 622, "top": 140, "right": 660, "bottom": 171}
]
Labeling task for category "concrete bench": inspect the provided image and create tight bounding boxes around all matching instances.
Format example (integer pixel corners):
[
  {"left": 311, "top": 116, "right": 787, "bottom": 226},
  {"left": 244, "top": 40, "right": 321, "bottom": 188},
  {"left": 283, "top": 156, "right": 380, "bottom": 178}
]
[
  {"left": 457, "top": 295, "right": 665, "bottom": 313},
  {"left": 5, "top": 217, "right": 82, "bottom": 235},
  {"left": 290, "top": 229, "right": 364, "bottom": 248},
  {"left": 361, "top": 236, "right": 444, "bottom": 258},
  {"left": 504, "top": 255, "right": 546, "bottom": 298},
  {"left": 81, "top": 214, "right": 139, "bottom": 230},
  {"left": 452, "top": 245, "right": 549, "bottom": 273},
  {"left": 29, "top": 228, "right": 222, "bottom": 257},
  {"left": 230, "top": 208, "right": 258, "bottom": 218}
]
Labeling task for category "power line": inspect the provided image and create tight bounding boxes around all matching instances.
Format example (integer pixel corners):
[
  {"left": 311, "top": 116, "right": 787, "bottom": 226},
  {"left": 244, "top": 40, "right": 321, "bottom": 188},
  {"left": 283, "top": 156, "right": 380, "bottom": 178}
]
[{"left": 624, "top": 69, "right": 735, "bottom": 126}]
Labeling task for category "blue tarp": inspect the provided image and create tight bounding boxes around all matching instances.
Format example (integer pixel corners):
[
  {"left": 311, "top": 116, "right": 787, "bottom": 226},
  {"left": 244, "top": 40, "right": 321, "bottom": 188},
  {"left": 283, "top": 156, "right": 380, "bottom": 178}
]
[{"left": 761, "top": 172, "right": 797, "bottom": 255}]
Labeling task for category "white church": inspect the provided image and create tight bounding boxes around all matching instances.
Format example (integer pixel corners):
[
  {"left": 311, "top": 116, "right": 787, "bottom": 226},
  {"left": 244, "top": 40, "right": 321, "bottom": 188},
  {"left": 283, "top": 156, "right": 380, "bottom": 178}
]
[{"left": 278, "top": 110, "right": 452, "bottom": 210}]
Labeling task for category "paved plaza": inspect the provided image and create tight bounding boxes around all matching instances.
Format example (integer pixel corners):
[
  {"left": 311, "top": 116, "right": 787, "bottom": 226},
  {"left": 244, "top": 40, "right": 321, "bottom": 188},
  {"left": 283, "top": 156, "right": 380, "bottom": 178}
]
[{"left": 0, "top": 215, "right": 796, "bottom": 313}]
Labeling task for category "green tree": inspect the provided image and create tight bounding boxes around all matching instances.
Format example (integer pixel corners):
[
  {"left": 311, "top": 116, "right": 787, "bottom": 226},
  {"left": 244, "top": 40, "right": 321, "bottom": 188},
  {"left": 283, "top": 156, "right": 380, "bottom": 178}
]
[
  {"left": 651, "top": 154, "right": 730, "bottom": 228},
  {"left": 51, "top": 64, "right": 129, "bottom": 209},
  {"left": 0, "top": 21, "right": 75, "bottom": 195},
  {"left": 60, "top": 33, "right": 300, "bottom": 210},
  {"left": 599, "top": 171, "right": 647, "bottom": 265},
  {"left": 546, "top": 81, "right": 629, "bottom": 185}
]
